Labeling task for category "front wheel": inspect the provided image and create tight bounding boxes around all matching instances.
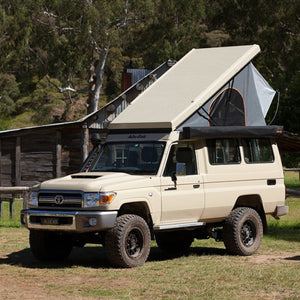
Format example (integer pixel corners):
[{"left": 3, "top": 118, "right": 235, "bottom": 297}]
[
  {"left": 104, "top": 214, "right": 151, "bottom": 268},
  {"left": 223, "top": 207, "right": 263, "bottom": 256}
]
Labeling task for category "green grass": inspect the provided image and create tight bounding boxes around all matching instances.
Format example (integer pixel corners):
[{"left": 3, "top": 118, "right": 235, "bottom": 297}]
[
  {"left": 0, "top": 111, "right": 36, "bottom": 131},
  {"left": 285, "top": 171, "right": 300, "bottom": 190},
  {"left": 0, "top": 173, "right": 299, "bottom": 299},
  {"left": 0, "top": 199, "right": 23, "bottom": 228},
  {"left": 7, "top": 111, "right": 36, "bottom": 130},
  {"left": 264, "top": 196, "right": 300, "bottom": 253},
  {"left": 1, "top": 224, "right": 299, "bottom": 299}
]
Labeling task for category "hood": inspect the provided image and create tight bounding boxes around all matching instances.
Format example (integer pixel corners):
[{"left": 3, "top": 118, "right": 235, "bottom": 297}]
[{"left": 39, "top": 172, "right": 152, "bottom": 192}]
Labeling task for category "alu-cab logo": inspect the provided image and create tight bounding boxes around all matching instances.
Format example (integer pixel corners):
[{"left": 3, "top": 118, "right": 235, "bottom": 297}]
[{"left": 54, "top": 194, "right": 64, "bottom": 205}]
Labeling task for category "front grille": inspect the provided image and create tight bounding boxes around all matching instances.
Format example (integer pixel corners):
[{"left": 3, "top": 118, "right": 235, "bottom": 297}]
[{"left": 38, "top": 191, "right": 83, "bottom": 208}]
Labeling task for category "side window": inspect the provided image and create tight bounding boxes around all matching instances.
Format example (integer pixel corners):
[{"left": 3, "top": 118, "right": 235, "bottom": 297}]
[
  {"left": 242, "top": 138, "right": 274, "bottom": 163},
  {"left": 163, "top": 144, "right": 197, "bottom": 176},
  {"left": 207, "top": 139, "right": 241, "bottom": 165}
]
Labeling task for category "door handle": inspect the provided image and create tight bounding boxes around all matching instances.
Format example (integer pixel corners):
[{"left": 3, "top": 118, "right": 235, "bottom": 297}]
[
  {"left": 164, "top": 187, "right": 177, "bottom": 191},
  {"left": 193, "top": 184, "right": 200, "bottom": 188},
  {"left": 267, "top": 179, "right": 276, "bottom": 185}
]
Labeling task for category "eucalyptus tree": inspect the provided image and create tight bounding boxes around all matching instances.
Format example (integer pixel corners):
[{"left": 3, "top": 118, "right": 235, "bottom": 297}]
[{"left": 27, "top": 0, "right": 156, "bottom": 115}]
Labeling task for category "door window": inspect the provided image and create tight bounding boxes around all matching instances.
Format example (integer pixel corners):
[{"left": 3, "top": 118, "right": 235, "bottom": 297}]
[{"left": 163, "top": 144, "right": 197, "bottom": 176}]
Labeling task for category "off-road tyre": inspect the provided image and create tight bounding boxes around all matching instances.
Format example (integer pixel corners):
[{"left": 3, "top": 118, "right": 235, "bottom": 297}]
[
  {"left": 155, "top": 231, "right": 194, "bottom": 254},
  {"left": 104, "top": 214, "right": 151, "bottom": 268},
  {"left": 29, "top": 230, "right": 73, "bottom": 261},
  {"left": 223, "top": 207, "right": 263, "bottom": 256}
]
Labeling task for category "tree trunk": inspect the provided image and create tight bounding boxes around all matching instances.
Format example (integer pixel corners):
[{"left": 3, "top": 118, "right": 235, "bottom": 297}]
[{"left": 87, "top": 44, "right": 109, "bottom": 115}]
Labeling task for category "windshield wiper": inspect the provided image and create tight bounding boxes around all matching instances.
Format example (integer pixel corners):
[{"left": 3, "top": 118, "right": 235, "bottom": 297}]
[
  {"left": 91, "top": 168, "right": 156, "bottom": 175},
  {"left": 130, "top": 169, "right": 156, "bottom": 174},
  {"left": 93, "top": 168, "right": 128, "bottom": 173}
]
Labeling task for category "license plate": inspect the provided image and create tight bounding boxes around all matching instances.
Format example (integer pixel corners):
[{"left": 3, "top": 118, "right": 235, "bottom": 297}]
[{"left": 41, "top": 217, "right": 59, "bottom": 225}]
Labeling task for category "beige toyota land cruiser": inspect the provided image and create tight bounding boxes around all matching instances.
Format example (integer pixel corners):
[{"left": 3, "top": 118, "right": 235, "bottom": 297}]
[
  {"left": 21, "top": 45, "right": 288, "bottom": 267},
  {"left": 21, "top": 127, "right": 288, "bottom": 267}
]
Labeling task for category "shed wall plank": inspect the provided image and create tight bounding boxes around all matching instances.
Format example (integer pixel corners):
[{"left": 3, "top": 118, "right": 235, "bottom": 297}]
[{"left": 0, "top": 138, "right": 15, "bottom": 186}]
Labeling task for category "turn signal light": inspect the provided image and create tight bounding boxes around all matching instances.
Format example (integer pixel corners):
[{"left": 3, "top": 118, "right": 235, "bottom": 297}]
[{"left": 99, "top": 193, "right": 116, "bottom": 204}]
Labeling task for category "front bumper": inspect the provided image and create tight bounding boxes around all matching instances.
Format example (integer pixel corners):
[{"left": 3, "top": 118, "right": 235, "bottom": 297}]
[{"left": 21, "top": 209, "right": 118, "bottom": 233}]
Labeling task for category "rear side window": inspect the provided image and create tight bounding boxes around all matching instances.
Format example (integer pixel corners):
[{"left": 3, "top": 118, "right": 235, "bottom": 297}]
[
  {"left": 207, "top": 139, "right": 241, "bottom": 165},
  {"left": 242, "top": 138, "right": 274, "bottom": 163}
]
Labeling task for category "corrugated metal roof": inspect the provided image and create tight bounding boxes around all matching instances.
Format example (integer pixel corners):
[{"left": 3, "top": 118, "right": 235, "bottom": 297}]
[{"left": 127, "top": 69, "right": 151, "bottom": 84}]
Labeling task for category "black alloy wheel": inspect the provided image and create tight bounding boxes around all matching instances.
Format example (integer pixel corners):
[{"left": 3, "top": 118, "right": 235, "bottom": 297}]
[{"left": 223, "top": 207, "right": 263, "bottom": 256}]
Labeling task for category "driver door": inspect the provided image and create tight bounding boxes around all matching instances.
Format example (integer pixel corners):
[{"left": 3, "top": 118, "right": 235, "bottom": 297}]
[{"left": 160, "top": 143, "right": 204, "bottom": 224}]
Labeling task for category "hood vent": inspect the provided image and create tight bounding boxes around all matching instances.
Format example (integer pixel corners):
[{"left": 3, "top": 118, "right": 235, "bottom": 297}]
[{"left": 71, "top": 174, "right": 102, "bottom": 179}]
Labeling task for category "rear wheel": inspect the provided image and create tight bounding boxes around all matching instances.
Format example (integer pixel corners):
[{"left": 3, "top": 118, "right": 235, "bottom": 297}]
[
  {"left": 105, "top": 214, "right": 151, "bottom": 268},
  {"left": 223, "top": 207, "right": 263, "bottom": 256},
  {"left": 29, "top": 230, "right": 73, "bottom": 261},
  {"left": 155, "top": 231, "right": 194, "bottom": 254}
]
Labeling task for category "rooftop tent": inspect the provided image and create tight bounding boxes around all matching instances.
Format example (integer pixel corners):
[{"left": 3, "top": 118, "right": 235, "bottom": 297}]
[
  {"left": 177, "top": 62, "right": 276, "bottom": 129},
  {"left": 109, "top": 45, "right": 275, "bottom": 131}
]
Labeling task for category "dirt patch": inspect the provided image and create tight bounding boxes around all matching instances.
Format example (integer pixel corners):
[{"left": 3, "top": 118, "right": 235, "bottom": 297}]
[
  {"left": 0, "top": 238, "right": 7, "bottom": 244},
  {"left": 250, "top": 290, "right": 294, "bottom": 300},
  {"left": 0, "top": 265, "right": 134, "bottom": 300},
  {"left": 248, "top": 252, "right": 300, "bottom": 264}
]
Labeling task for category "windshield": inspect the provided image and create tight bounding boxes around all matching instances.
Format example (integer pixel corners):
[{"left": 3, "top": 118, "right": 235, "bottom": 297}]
[{"left": 90, "top": 142, "right": 166, "bottom": 175}]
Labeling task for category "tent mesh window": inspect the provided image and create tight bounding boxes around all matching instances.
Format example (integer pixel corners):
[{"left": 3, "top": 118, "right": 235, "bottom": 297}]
[{"left": 208, "top": 88, "right": 246, "bottom": 126}]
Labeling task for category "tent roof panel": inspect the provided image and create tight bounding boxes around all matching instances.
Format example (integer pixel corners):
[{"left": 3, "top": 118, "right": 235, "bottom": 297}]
[{"left": 109, "top": 45, "right": 261, "bottom": 130}]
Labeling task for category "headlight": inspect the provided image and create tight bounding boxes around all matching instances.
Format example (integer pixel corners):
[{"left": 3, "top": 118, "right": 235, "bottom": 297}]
[
  {"left": 28, "top": 191, "right": 38, "bottom": 207},
  {"left": 83, "top": 192, "right": 116, "bottom": 207}
]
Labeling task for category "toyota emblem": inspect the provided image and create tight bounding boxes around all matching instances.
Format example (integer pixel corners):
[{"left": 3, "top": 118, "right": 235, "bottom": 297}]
[{"left": 54, "top": 194, "right": 64, "bottom": 205}]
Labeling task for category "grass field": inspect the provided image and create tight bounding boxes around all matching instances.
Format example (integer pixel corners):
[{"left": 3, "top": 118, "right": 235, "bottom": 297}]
[
  {"left": 0, "top": 173, "right": 299, "bottom": 299},
  {"left": 285, "top": 170, "right": 300, "bottom": 191}
]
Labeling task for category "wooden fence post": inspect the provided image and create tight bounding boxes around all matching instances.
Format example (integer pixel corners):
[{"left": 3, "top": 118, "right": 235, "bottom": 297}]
[
  {"left": 15, "top": 136, "right": 21, "bottom": 186},
  {"left": 0, "top": 187, "right": 29, "bottom": 220},
  {"left": 0, "top": 200, "right": 4, "bottom": 219},
  {"left": 10, "top": 196, "right": 15, "bottom": 219}
]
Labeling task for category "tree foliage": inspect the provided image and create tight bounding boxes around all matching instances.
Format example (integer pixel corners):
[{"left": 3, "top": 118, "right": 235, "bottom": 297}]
[
  {"left": 0, "top": 0, "right": 299, "bottom": 134},
  {"left": 30, "top": 76, "right": 66, "bottom": 124},
  {"left": 0, "top": 73, "right": 19, "bottom": 115}
]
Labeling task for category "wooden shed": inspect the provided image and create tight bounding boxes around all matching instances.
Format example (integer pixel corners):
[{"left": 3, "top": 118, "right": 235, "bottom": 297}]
[{"left": 0, "top": 61, "right": 172, "bottom": 187}]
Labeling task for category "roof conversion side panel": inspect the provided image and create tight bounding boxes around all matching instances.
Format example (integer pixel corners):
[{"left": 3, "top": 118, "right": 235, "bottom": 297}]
[{"left": 109, "top": 45, "right": 261, "bottom": 130}]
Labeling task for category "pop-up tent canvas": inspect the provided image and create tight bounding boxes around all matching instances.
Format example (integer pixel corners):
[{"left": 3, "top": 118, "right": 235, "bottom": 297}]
[
  {"left": 109, "top": 45, "right": 276, "bottom": 131},
  {"left": 178, "top": 62, "right": 275, "bottom": 129}
]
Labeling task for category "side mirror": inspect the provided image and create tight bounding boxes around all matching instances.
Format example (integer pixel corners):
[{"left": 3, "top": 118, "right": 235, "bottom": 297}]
[{"left": 171, "top": 172, "right": 177, "bottom": 189}]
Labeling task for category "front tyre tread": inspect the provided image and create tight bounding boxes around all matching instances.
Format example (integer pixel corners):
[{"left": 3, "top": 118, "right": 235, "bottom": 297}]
[{"left": 105, "top": 214, "right": 151, "bottom": 268}]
